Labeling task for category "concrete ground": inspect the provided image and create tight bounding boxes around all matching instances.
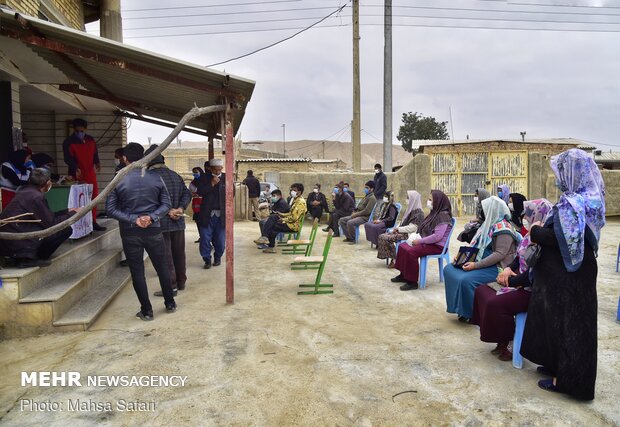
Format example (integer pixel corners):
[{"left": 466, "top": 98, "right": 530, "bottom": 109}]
[{"left": 1, "top": 218, "right": 619, "bottom": 426}]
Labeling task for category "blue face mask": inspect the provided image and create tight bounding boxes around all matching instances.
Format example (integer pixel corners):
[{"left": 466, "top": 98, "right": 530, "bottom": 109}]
[
  {"left": 333, "top": 188, "right": 339, "bottom": 194},
  {"left": 363, "top": 188, "right": 369, "bottom": 195},
  {"left": 343, "top": 188, "right": 349, "bottom": 192},
  {"left": 498, "top": 190, "right": 503, "bottom": 198},
  {"left": 193, "top": 173, "right": 201, "bottom": 179},
  {"left": 24, "top": 160, "right": 34, "bottom": 169}
]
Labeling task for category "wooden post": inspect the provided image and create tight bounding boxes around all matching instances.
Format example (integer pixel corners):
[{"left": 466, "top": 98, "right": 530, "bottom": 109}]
[
  {"left": 224, "top": 105, "right": 235, "bottom": 305},
  {"left": 208, "top": 135, "right": 214, "bottom": 161},
  {"left": 352, "top": 0, "right": 361, "bottom": 172}
]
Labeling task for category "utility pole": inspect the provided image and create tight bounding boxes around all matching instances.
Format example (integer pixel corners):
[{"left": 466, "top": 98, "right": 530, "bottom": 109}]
[
  {"left": 352, "top": 0, "right": 361, "bottom": 172},
  {"left": 383, "top": 0, "right": 392, "bottom": 172},
  {"left": 322, "top": 140, "right": 325, "bottom": 159},
  {"left": 281, "top": 123, "right": 286, "bottom": 158},
  {"left": 449, "top": 106, "right": 455, "bottom": 142}
]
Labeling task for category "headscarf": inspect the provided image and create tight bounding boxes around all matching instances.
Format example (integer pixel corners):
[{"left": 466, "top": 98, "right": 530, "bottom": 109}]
[
  {"left": 549, "top": 148, "right": 606, "bottom": 272},
  {"left": 475, "top": 188, "right": 491, "bottom": 221},
  {"left": 378, "top": 191, "right": 395, "bottom": 219},
  {"left": 7, "top": 150, "right": 29, "bottom": 174},
  {"left": 418, "top": 190, "right": 452, "bottom": 237},
  {"left": 509, "top": 193, "right": 527, "bottom": 228},
  {"left": 497, "top": 184, "right": 511, "bottom": 205},
  {"left": 516, "top": 199, "right": 553, "bottom": 273},
  {"left": 31, "top": 153, "right": 54, "bottom": 168},
  {"left": 401, "top": 190, "right": 422, "bottom": 221},
  {"left": 471, "top": 196, "right": 520, "bottom": 262}
]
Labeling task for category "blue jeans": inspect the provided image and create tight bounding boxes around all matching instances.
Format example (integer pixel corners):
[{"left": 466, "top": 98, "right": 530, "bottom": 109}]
[{"left": 199, "top": 215, "right": 225, "bottom": 263}]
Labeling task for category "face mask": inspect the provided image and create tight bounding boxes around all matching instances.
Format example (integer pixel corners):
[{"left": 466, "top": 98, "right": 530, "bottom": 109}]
[
  {"left": 114, "top": 159, "right": 121, "bottom": 166},
  {"left": 508, "top": 202, "right": 514, "bottom": 210},
  {"left": 343, "top": 188, "right": 349, "bottom": 192},
  {"left": 213, "top": 173, "right": 222, "bottom": 178},
  {"left": 24, "top": 160, "right": 34, "bottom": 169},
  {"left": 193, "top": 173, "right": 201, "bottom": 179},
  {"left": 75, "top": 131, "right": 85, "bottom": 140},
  {"left": 363, "top": 188, "right": 369, "bottom": 195},
  {"left": 427, "top": 200, "right": 433, "bottom": 210},
  {"left": 271, "top": 196, "right": 279, "bottom": 203},
  {"left": 498, "top": 190, "right": 503, "bottom": 198},
  {"left": 42, "top": 165, "right": 51, "bottom": 171},
  {"left": 375, "top": 169, "right": 380, "bottom": 174},
  {"left": 313, "top": 188, "right": 319, "bottom": 193},
  {"left": 333, "top": 188, "right": 339, "bottom": 194},
  {"left": 383, "top": 197, "right": 389, "bottom": 203},
  {"left": 473, "top": 196, "right": 479, "bottom": 203},
  {"left": 290, "top": 190, "right": 297, "bottom": 198}
]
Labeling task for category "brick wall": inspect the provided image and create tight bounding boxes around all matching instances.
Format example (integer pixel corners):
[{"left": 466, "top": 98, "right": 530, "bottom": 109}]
[
  {"left": 2, "top": 0, "right": 40, "bottom": 17},
  {"left": 1, "top": 0, "right": 84, "bottom": 29}
]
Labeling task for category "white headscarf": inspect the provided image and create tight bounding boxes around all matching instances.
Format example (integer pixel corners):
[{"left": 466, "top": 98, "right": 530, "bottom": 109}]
[
  {"left": 402, "top": 190, "right": 422, "bottom": 221},
  {"left": 470, "top": 196, "right": 514, "bottom": 261}
]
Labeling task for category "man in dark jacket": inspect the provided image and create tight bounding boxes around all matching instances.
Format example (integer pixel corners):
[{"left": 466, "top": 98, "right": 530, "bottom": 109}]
[
  {"left": 339, "top": 181, "right": 377, "bottom": 243},
  {"left": 242, "top": 170, "right": 262, "bottom": 221},
  {"left": 196, "top": 158, "right": 228, "bottom": 269},
  {"left": 324, "top": 182, "right": 355, "bottom": 237},
  {"left": 105, "top": 143, "right": 176, "bottom": 321},
  {"left": 62, "top": 118, "right": 105, "bottom": 231},
  {"left": 373, "top": 163, "right": 388, "bottom": 200},
  {"left": 343, "top": 183, "right": 356, "bottom": 205},
  {"left": 306, "top": 183, "right": 329, "bottom": 221},
  {"left": 256, "top": 189, "right": 290, "bottom": 248},
  {"left": 145, "top": 145, "right": 192, "bottom": 296},
  {"left": 0, "top": 168, "right": 76, "bottom": 268}
]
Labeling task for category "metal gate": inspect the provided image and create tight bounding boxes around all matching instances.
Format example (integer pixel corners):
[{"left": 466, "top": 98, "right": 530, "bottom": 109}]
[{"left": 431, "top": 151, "right": 528, "bottom": 216}]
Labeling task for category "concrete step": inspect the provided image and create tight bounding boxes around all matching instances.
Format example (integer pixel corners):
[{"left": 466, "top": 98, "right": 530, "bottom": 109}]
[
  {"left": 20, "top": 248, "right": 122, "bottom": 320},
  {"left": 53, "top": 266, "right": 131, "bottom": 330}
]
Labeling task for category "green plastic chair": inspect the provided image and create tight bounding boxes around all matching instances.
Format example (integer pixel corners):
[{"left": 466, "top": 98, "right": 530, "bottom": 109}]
[
  {"left": 280, "top": 218, "right": 319, "bottom": 255},
  {"left": 292, "top": 230, "right": 334, "bottom": 295}
]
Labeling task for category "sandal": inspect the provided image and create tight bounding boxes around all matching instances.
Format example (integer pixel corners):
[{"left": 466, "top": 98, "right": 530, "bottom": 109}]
[
  {"left": 388, "top": 260, "right": 396, "bottom": 269},
  {"left": 537, "top": 378, "right": 560, "bottom": 393}
]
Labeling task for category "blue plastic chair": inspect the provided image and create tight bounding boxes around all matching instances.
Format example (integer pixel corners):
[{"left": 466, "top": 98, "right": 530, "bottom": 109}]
[
  {"left": 340, "top": 201, "right": 380, "bottom": 243},
  {"left": 616, "top": 243, "right": 619, "bottom": 272},
  {"left": 512, "top": 312, "right": 527, "bottom": 369},
  {"left": 418, "top": 217, "right": 457, "bottom": 289}
]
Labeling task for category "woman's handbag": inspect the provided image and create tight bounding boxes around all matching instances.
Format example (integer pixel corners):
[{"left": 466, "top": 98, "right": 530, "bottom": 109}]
[
  {"left": 453, "top": 247, "right": 479, "bottom": 268},
  {"left": 523, "top": 243, "right": 542, "bottom": 268}
]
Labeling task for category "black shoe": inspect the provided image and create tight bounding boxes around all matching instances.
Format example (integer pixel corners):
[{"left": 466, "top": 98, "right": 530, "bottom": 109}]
[
  {"left": 92, "top": 222, "right": 107, "bottom": 231},
  {"left": 136, "top": 310, "right": 154, "bottom": 321},
  {"left": 400, "top": 282, "right": 418, "bottom": 291},
  {"left": 119, "top": 259, "right": 129, "bottom": 267},
  {"left": 213, "top": 259, "right": 221, "bottom": 267},
  {"left": 332, "top": 233, "right": 340, "bottom": 238},
  {"left": 322, "top": 227, "right": 330, "bottom": 232},
  {"left": 16, "top": 258, "right": 51, "bottom": 268},
  {"left": 204, "top": 261, "right": 212, "bottom": 269},
  {"left": 343, "top": 238, "right": 354, "bottom": 242},
  {"left": 154, "top": 289, "right": 177, "bottom": 297},
  {"left": 177, "top": 282, "right": 186, "bottom": 291},
  {"left": 390, "top": 274, "right": 406, "bottom": 283},
  {"left": 458, "top": 316, "right": 471, "bottom": 323},
  {"left": 194, "top": 239, "right": 200, "bottom": 243},
  {"left": 165, "top": 302, "right": 177, "bottom": 313}
]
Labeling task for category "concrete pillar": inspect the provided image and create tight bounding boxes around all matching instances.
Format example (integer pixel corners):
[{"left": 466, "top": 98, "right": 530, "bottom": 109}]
[
  {"left": 0, "top": 81, "right": 21, "bottom": 163},
  {"left": 100, "top": 0, "right": 123, "bottom": 42}
]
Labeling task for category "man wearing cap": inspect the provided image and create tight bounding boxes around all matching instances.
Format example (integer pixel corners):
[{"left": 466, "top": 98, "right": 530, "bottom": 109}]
[
  {"left": 338, "top": 181, "right": 377, "bottom": 243},
  {"left": 105, "top": 143, "right": 177, "bottom": 320},
  {"left": 144, "top": 145, "right": 192, "bottom": 296},
  {"left": 62, "top": 118, "right": 106, "bottom": 231},
  {"left": 196, "top": 158, "right": 228, "bottom": 269}
]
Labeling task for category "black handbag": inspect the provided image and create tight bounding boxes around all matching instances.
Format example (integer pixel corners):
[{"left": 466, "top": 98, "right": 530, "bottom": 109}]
[
  {"left": 524, "top": 243, "right": 542, "bottom": 268},
  {"left": 453, "top": 247, "right": 479, "bottom": 268}
]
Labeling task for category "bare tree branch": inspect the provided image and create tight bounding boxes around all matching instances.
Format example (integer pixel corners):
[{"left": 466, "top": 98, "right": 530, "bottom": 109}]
[{"left": 0, "top": 104, "right": 228, "bottom": 241}]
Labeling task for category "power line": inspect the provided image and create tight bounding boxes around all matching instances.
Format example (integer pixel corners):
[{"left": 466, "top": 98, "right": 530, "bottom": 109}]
[
  {"left": 205, "top": 2, "right": 349, "bottom": 67},
  {"left": 122, "top": 6, "right": 338, "bottom": 20},
  {"left": 507, "top": 1, "right": 620, "bottom": 10},
  {"left": 123, "top": 0, "right": 302, "bottom": 12},
  {"left": 124, "top": 15, "right": 339, "bottom": 31}
]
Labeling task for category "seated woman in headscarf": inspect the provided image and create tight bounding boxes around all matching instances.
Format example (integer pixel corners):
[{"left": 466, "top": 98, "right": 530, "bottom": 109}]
[
  {"left": 471, "top": 199, "right": 553, "bottom": 362},
  {"left": 390, "top": 190, "right": 453, "bottom": 290},
  {"left": 0, "top": 149, "right": 32, "bottom": 190},
  {"left": 457, "top": 188, "right": 491, "bottom": 243},
  {"left": 497, "top": 184, "right": 510, "bottom": 206},
  {"left": 508, "top": 192, "right": 527, "bottom": 237},
  {"left": 364, "top": 190, "right": 398, "bottom": 246},
  {"left": 443, "top": 196, "right": 520, "bottom": 322},
  {"left": 521, "top": 149, "right": 605, "bottom": 401},
  {"left": 377, "top": 190, "right": 425, "bottom": 268}
]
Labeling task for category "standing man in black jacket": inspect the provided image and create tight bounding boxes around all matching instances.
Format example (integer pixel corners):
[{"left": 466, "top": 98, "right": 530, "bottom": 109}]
[
  {"left": 242, "top": 170, "right": 262, "bottom": 221},
  {"left": 106, "top": 143, "right": 176, "bottom": 321},
  {"left": 196, "top": 158, "right": 228, "bottom": 269},
  {"left": 373, "top": 163, "right": 388, "bottom": 200},
  {"left": 144, "top": 145, "right": 192, "bottom": 296}
]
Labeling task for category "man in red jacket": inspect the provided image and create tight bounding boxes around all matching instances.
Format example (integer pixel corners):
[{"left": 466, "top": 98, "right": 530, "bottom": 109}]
[{"left": 62, "top": 118, "right": 106, "bottom": 231}]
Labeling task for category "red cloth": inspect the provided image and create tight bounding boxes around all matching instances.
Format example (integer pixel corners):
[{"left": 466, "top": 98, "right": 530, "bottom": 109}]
[
  {"left": 1, "top": 187, "right": 16, "bottom": 210},
  {"left": 471, "top": 285, "right": 531, "bottom": 343},
  {"left": 69, "top": 137, "right": 99, "bottom": 220},
  {"left": 394, "top": 242, "right": 443, "bottom": 283},
  {"left": 192, "top": 197, "right": 202, "bottom": 214}
]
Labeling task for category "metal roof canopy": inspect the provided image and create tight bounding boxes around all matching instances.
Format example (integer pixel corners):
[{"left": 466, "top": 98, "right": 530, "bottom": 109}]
[{"left": 0, "top": 8, "right": 255, "bottom": 137}]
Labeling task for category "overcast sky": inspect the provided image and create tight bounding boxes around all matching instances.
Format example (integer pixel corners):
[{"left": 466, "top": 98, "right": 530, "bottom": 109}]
[{"left": 87, "top": 0, "right": 620, "bottom": 151}]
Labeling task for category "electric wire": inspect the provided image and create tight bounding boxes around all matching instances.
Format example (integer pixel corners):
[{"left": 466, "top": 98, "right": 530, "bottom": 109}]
[{"left": 123, "top": 0, "right": 302, "bottom": 12}]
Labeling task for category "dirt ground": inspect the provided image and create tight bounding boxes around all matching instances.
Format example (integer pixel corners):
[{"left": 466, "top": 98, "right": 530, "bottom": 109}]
[{"left": 1, "top": 218, "right": 619, "bottom": 426}]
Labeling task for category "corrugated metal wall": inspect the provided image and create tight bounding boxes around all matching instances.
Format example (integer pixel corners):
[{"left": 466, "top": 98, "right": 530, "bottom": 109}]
[{"left": 431, "top": 151, "right": 528, "bottom": 215}]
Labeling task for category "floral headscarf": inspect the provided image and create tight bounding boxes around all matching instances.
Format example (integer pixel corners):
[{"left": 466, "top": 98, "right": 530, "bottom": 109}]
[
  {"left": 471, "top": 196, "right": 520, "bottom": 262},
  {"left": 497, "top": 184, "right": 511, "bottom": 205},
  {"left": 516, "top": 199, "right": 553, "bottom": 273},
  {"left": 550, "top": 149, "right": 606, "bottom": 272}
]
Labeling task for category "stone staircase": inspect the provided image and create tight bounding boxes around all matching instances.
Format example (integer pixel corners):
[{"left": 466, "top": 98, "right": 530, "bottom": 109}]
[{"left": 0, "top": 219, "right": 133, "bottom": 338}]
